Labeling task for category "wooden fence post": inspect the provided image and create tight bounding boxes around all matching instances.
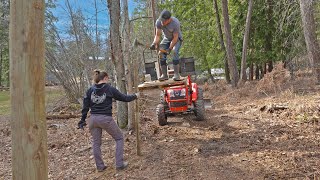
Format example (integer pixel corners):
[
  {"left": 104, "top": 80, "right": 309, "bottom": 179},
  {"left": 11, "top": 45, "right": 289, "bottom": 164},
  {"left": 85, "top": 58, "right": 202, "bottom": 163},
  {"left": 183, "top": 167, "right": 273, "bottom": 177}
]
[
  {"left": 10, "top": 0, "right": 48, "bottom": 179},
  {"left": 134, "top": 57, "right": 141, "bottom": 156}
]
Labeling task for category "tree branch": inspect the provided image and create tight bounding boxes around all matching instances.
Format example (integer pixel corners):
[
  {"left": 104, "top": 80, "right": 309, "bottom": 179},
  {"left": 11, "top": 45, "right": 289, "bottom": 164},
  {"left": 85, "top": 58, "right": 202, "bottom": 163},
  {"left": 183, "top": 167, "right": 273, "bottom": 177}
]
[{"left": 129, "top": 16, "right": 153, "bottom": 23}]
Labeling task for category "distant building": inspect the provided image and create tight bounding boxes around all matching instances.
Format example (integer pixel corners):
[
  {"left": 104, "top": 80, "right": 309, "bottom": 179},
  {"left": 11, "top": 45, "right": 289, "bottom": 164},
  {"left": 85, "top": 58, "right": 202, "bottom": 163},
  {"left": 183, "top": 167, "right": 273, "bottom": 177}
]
[
  {"left": 211, "top": 68, "right": 225, "bottom": 80},
  {"left": 88, "top": 56, "right": 105, "bottom": 61}
]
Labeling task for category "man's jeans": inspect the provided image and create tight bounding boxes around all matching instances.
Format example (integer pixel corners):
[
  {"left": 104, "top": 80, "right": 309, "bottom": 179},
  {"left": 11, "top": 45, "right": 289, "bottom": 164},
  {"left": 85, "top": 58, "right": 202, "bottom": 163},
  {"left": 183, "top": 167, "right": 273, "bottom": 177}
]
[
  {"left": 89, "top": 114, "right": 124, "bottom": 170},
  {"left": 159, "top": 37, "right": 182, "bottom": 65}
]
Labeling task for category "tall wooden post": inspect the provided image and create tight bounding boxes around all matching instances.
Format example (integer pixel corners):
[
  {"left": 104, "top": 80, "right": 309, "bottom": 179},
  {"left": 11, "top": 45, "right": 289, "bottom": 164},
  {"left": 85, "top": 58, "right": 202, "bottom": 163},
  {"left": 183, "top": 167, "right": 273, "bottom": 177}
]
[
  {"left": 10, "top": 1, "right": 48, "bottom": 179},
  {"left": 134, "top": 59, "right": 141, "bottom": 156}
]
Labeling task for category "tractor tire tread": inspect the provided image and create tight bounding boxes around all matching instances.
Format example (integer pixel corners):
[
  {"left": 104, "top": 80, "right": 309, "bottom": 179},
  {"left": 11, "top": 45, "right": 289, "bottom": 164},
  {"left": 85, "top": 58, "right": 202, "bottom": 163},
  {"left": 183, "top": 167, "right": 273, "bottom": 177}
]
[
  {"left": 156, "top": 104, "right": 168, "bottom": 126},
  {"left": 194, "top": 88, "right": 205, "bottom": 121}
]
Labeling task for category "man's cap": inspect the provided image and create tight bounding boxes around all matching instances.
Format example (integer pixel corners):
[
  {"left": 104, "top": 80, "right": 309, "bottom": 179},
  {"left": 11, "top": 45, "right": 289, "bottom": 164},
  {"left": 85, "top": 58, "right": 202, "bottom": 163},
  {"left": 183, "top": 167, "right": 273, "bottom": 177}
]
[{"left": 159, "top": 10, "right": 171, "bottom": 22}]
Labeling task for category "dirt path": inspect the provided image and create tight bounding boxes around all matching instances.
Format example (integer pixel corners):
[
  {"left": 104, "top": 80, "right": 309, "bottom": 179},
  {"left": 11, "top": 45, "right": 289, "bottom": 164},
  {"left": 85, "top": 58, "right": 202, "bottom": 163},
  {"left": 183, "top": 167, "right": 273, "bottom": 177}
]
[{"left": 1, "top": 80, "right": 320, "bottom": 179}]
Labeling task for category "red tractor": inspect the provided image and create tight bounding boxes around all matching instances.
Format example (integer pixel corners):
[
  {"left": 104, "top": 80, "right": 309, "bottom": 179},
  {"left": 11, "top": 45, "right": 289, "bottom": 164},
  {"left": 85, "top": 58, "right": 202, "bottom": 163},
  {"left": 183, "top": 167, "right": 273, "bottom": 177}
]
[
  {"left": 156, "top": 74, "right": 206, "bottom": 126},
  {"left": 132, "top": 41, "right": 210, "bottom": 125}
]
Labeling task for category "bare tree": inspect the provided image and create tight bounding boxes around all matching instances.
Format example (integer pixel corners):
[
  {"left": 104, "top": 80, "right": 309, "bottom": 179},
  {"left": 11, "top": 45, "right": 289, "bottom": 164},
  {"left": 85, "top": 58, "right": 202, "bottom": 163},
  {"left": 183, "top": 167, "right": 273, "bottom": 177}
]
[
  {"left": 107, "top": 0, "right": 128, "bottom": 128},
  {"left": 45, "top": 10, "right": 92, "bottom": 102},
  {"left": 151, "top": 0, "right": 157, "bottom": 34},
  {"left": 299, "top": 0, "right": 320, "bottom": 83},
  {"left": 121, "top": 0, "right": 135, "bottom": 130},
  {"left": 213, "top": 0, "right": 230, "bottom": 83},
  {"left": 240, "top": 0, "right": 253, "bottom": 82},
  {"left": 45, "top": 1, "right": 109, "bottom": 102},
  {"left": 94, "top": 0, "right": 100, "bottom": 56},
  {"left": 221, "top": 0, "right": 239, "bottom": 87}
]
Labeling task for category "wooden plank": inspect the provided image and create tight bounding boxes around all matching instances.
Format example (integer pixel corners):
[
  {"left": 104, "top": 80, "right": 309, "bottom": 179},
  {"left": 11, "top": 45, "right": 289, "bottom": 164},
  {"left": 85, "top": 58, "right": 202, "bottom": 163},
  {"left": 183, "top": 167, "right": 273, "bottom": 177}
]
[
  {"left": 138, "top": 77, "right": 188, "bottom": 90},
  {"left": 10, "top": 1, "right": 48, "bottom": 179}
]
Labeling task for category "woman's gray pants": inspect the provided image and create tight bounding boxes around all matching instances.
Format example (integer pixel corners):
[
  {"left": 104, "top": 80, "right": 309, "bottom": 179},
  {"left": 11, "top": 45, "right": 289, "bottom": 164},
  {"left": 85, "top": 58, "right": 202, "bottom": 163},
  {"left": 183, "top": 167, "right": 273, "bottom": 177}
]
[{"left": 89, "top": 114, "right": 124, "bottom": 170}]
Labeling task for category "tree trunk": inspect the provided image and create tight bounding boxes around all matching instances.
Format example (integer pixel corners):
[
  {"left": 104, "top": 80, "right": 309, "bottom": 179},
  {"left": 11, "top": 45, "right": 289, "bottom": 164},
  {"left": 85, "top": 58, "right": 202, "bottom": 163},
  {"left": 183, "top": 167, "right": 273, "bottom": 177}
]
[
  {"left": 107, "top": 0, "right": 128, "bottom": 128},
  {"left": 122, "top": 0, "right": 134, "bottom": 130},
  {"left": 10, "top": 0, "right": 48, "bottom": 179},
  {"left": 299, "top": 0, "right": 320, "bottom": 83},
  {"left": 261, "top": 64, "right": 265, "bottom": 79},
  {"left": 267, "top": 61, "right": 273, "bottom": 72},
  {"left": 203, "top": 53, "right": 214, "bottom": 82},
  {"left": 221, "top": 0, "right": 239, "bottom": 87},
  {"left": 240, "top": 0, "right": 253, "bottom": 82},
  {"left": 255, "top": 64, "right": 260, "bottom": 80},
  {"left": 94, "top": 0, "right": 100, "bottom": 56},
  {"left": 204, "top": 24, "right": 214, "bottom": 82},
  {"left": 213, "top": 0, "right": 230, "bottom": 83},
  {"left": 265, "top": 0, "right": 273, "bottom": 73},
  {"left": 249, "top": 62, "right": 253, "bottom": 81},
  {"left": 151, "top": 0, "right": 157, "bottom": 35}
]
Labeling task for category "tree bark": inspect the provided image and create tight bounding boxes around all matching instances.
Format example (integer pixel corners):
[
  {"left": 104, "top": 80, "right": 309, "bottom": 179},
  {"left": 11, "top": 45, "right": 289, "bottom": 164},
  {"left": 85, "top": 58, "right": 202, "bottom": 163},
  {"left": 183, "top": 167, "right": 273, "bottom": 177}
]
[
  {"left": 107, "top": 0, "right": 128, "bottom": 128},
  {"left": 240, "top": 0, "right": 253, "bottom": 82},
  {"left": 221, "top": 0, "right": 239, "bottom": 87},
  {"left": 213, "top": 0, "right": 230, "bottom": 83},
  {"left": 299, "top": 0, "right": 320, "bottom": 83},
  {"left": 10, "top": 0, "right": 48, "bottom": 179},
  {"left": 122, "top": 0, "right": 134, "bottom": 130}
]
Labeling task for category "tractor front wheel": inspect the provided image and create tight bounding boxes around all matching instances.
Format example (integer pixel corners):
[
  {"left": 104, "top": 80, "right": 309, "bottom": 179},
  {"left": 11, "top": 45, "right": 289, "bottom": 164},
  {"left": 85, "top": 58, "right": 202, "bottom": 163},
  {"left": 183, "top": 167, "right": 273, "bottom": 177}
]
[
  {"left": 156, "top": 104, "right": 168, "bottom": 126},
  {"left": 194, "top": 88, "right": 205, "bottom": 121}
]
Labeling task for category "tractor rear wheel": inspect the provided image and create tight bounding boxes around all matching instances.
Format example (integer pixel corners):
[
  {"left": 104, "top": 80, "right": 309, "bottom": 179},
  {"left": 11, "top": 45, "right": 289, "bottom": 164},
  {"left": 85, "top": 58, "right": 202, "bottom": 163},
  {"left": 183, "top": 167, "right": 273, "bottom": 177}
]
[
  {"left": 194, "top": 88, "right": 205, "bottom": 121},
  {"left": 156, "top": 104, "right": 168, "bottom": 126}
]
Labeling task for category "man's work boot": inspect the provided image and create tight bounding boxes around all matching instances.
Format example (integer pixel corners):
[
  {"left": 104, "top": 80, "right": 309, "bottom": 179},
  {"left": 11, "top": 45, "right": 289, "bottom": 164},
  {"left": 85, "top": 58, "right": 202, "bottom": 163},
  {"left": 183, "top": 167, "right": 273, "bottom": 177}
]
[
  {"left": 173, "top": 64, "right": 181, "bottom": 81},
  {"left": 116, "top": 161, "right": 128, "bottom": 170},
  {"left": 158, "top": 65, "right": 169, "bottom": 81}
]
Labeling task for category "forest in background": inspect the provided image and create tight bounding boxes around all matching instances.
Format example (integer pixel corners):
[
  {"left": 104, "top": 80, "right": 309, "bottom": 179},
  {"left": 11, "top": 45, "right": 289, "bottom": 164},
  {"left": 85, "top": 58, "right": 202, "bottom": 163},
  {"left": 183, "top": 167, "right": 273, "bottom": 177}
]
[{"left": 1, "top": 0, "right": 320, "bottom": 128}]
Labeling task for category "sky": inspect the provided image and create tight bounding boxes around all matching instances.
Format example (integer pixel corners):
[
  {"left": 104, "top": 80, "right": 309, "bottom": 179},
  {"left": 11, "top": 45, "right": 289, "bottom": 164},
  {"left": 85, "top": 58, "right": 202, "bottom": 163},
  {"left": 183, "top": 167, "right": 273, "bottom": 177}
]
[{"left": 52, "top": 0, "right": 137, "bottom": 37}]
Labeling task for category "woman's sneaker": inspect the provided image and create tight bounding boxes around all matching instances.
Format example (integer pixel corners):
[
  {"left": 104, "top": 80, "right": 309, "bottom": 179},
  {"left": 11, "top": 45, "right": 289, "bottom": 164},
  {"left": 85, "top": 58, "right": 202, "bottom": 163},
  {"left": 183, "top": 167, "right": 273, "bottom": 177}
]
[
  {"left": 116, "top": 161, "right": 128, "bottom": 170},
  {"left": 97, "top": 166, "right": 107, "bottom": 172}
]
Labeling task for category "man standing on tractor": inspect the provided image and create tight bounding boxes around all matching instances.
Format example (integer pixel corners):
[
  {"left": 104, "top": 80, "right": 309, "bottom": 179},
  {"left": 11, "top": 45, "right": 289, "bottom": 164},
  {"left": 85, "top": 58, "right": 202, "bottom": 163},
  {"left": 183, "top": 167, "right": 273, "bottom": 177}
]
[{"left": 150, "top": 10, "right": 183, "bottom": 81}]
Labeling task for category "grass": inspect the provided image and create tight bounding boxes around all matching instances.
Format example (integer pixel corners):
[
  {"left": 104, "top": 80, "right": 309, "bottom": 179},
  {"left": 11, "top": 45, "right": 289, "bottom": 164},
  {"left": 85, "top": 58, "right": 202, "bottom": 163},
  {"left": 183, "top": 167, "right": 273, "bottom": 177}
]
[
  {"left": 0, "top": 91, "right": 10, "bottom": 115},
  {"left": 0, "top": 87, "right": 65, "bottom": 116},
  {"left": 45, "top": 87, "right": 65, "bottom": 106}
]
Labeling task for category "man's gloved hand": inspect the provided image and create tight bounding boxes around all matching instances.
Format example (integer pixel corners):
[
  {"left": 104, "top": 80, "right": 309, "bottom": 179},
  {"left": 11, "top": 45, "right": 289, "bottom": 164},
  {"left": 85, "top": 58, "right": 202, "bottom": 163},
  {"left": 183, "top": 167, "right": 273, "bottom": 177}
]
[
  {"left": 78, "top": 120, "right": 87, "bottom": 130},
  {"left": 135, "top": 92, "right": 140, "bottom": 98},
  {"left": 150, "top": 43, "right": 157, "bottom": 50}
]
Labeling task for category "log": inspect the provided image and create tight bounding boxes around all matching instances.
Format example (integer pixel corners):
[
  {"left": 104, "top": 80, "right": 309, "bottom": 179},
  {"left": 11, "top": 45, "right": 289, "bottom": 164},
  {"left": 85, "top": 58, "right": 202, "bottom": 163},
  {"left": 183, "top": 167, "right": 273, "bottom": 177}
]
[
  {"left": 260, "top": 104, "right": 289, "bottom": 113},
  {"left": 138, "top": 77, "right": 188, "bottom": 90},
  {"left": 0, "top": 87, "right": 9, "bottom": 91},
  {"left": 46, "top": 114, "right": 81, "bottom": 120}
]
